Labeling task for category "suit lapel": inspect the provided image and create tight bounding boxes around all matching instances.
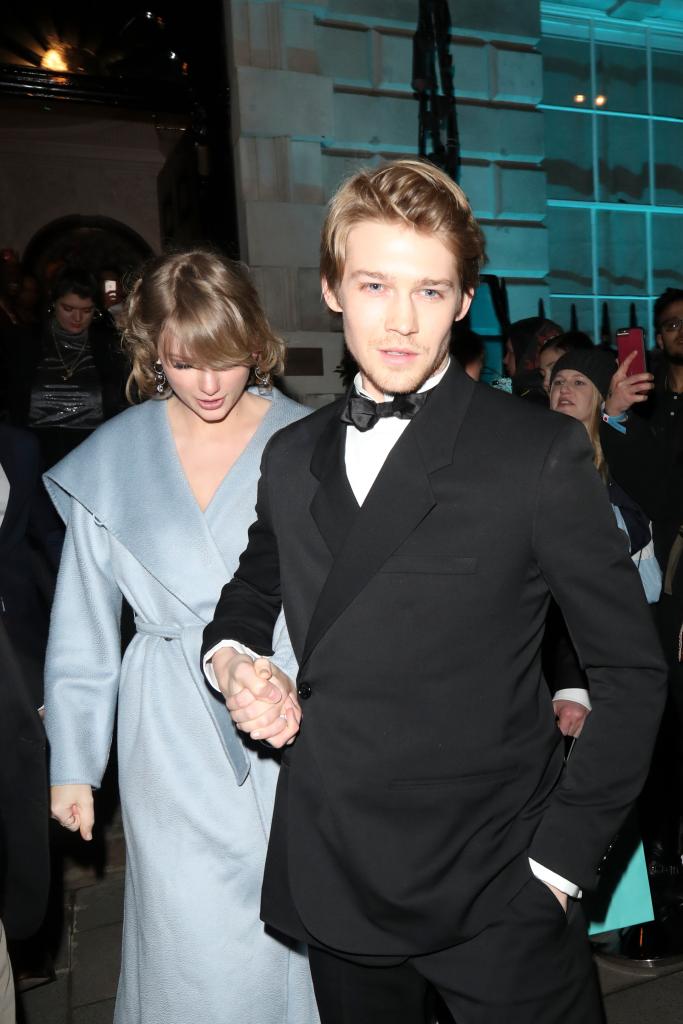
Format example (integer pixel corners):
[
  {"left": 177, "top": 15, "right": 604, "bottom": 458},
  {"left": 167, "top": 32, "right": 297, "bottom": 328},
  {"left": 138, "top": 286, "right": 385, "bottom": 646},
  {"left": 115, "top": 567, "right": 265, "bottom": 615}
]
[
  {"left": 300, "top": 362, "right": 476, "bottom": 669},
  {"left": 309, "top": 409, "right": 359, "bottom": 558}
]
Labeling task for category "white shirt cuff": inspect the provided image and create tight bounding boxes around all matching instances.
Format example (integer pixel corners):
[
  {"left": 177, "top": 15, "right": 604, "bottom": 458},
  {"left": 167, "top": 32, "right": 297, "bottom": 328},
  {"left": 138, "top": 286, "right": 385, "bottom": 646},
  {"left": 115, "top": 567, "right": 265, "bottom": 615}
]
[
  {"left": 202, "top": 640, "right": 259, "bottom": 691},
  {"left": 528, "top": 857, "right": 581, "bottom": 898},
  {"left": 552, "top": 688, "right": 591, "bottom": 711}
]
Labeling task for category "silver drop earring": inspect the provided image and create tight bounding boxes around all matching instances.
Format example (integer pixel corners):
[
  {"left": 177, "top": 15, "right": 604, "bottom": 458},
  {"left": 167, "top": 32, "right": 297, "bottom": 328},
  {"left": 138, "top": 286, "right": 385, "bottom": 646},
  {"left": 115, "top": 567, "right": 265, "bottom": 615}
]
[
  {"left": 254, "top": 366, "right": 271, "bottom": 391},
  {"left": 153, "top": 361, "right": 167, "bottom": 394}
]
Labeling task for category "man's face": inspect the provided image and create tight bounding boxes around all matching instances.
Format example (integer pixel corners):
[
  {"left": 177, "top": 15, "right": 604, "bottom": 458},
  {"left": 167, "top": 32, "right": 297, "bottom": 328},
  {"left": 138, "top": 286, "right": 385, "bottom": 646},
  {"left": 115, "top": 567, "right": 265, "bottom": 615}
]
[
  {"left": 322, "top": 220, "right": 471, "bottom": 400},
  {"left": 656, "top": 299, "right": 683, "bottom": 365}
]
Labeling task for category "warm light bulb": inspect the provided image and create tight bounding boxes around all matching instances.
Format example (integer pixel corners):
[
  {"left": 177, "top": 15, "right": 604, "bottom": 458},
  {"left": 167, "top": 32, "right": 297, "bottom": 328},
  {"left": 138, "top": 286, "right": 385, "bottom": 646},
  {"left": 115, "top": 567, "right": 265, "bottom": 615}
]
[
  {"left": 595, "top": 94, "right": 607, "bottom": 107},
  {"left": 41, "top": 48, "right": 68, "bottom": 72},
  {"left": 573, "top": 93, "right": 585, "bottom": 104}
]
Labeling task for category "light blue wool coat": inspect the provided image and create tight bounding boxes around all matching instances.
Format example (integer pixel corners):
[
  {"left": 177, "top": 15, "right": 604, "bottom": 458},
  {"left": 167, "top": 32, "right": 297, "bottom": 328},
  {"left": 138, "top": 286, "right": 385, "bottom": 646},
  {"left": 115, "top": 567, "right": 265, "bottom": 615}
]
[{"left": 43, "top": 391, "right": 319, "bottom": 1024}]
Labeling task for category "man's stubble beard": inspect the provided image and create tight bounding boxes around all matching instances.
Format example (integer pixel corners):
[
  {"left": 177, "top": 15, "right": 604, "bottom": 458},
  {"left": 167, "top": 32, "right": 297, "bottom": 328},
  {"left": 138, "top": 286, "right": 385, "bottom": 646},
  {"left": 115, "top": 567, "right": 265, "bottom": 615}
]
[{"left": 356, "top": 338, "right": 451, "bottom": 397}]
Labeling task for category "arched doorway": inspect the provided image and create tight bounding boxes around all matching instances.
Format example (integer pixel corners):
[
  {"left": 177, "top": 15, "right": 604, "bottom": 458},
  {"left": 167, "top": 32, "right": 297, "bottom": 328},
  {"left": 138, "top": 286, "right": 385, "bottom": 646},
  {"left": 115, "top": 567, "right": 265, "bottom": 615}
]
[{"left": 23, "top": 214, "right": 153, "bottom": 285}]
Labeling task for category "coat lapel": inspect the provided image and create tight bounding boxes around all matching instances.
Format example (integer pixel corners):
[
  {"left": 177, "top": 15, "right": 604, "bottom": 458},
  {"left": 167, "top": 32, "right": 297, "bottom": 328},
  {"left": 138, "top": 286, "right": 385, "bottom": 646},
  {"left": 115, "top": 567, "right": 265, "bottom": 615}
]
[
  {"left": 44, "top": 401, "right": 229, "bottom": 620},
  {"left": 309, "top": 408, "right": 359, "bottom": 558},
  {"left": 300, "top": 362, "right": 476, "bottom": 668}
]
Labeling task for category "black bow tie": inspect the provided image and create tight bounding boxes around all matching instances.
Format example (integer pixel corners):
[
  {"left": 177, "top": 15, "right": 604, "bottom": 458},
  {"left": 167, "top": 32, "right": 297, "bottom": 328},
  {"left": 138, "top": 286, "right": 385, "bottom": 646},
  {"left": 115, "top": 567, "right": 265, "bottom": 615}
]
[{"left": 340, "top": 390, "right": 429, "bottom": 432}]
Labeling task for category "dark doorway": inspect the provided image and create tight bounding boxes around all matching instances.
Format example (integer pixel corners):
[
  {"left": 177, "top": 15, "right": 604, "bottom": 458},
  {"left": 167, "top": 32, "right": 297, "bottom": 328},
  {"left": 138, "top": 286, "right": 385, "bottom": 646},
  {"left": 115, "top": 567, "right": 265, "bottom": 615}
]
[
  {"left": 23, "top": 214, "right": 153, "bottom": 284},
  {"left": 0, "top": 1, "right": 239, "bottom": 256}
]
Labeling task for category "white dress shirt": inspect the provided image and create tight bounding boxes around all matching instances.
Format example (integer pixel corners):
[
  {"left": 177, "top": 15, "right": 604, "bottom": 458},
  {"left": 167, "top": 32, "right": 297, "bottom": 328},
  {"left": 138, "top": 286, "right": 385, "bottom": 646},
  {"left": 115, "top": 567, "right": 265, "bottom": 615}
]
[{"left": 204, "top": 362, "right": 581, "bottom": 897}]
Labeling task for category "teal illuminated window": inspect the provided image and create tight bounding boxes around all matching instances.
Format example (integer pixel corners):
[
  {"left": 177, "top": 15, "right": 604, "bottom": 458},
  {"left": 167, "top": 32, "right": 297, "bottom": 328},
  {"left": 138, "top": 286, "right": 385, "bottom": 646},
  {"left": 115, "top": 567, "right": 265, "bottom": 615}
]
[{"left": 540, "top": 9, "right": 683, "bottom": 345}]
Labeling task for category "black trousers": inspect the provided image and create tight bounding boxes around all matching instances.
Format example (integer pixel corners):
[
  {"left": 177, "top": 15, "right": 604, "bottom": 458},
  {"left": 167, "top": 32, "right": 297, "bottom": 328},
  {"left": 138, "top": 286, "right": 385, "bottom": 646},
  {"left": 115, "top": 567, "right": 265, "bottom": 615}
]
[{"left": 308, "top": 876, "right": 605, "bottom": 1024}]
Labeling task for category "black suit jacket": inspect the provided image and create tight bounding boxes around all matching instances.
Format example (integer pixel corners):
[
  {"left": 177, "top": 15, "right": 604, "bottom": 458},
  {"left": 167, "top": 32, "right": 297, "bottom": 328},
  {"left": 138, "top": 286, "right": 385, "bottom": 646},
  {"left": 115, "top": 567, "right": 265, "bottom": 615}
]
[
  {"left": 203, "top": 362, "right": 666, "bottom": 956},
  {"left": 0, "top": 425, "right": 62, "bottom": 706},
  {"left": 0, "top": 617, "right": 49, "bottom": 939}
]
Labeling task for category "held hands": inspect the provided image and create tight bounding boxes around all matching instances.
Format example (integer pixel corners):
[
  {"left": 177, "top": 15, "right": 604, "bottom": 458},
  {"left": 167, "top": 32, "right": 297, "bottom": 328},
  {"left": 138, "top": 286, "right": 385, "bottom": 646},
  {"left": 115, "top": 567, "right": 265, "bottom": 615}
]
[
  {"left": 553, "top": 699, "right": 589, "bottom": 738},
  {"left": 51, "top": 784, "right": 94, "bottom": 841},
  {"left": 604, "top": 351, "right": 654, "bottom": 417},
  {"left": 212, "top": 649, "right": 301, "bottom": 748}
]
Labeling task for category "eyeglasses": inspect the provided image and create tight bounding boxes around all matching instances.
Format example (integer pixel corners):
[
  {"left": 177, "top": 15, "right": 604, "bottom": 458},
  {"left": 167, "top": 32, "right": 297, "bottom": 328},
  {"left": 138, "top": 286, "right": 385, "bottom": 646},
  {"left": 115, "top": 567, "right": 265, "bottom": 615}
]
[{"left": 659, "top": 318, "right": 683, "bottom": 333}]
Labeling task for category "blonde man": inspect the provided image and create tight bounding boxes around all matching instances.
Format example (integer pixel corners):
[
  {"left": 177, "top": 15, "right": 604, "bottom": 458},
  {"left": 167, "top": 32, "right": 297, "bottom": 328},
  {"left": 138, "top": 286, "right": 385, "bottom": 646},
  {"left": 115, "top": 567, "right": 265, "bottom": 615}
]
[{"left": 204, "top": 161, "right": 665, "bottom": 1023}]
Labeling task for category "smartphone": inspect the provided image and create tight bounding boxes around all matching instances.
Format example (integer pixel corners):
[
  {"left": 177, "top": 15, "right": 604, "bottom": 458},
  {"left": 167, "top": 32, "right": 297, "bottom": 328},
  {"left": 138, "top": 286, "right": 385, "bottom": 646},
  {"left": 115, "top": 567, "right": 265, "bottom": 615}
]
[{"left": 616, "top": 327, "right": 646, "bottom": 377}]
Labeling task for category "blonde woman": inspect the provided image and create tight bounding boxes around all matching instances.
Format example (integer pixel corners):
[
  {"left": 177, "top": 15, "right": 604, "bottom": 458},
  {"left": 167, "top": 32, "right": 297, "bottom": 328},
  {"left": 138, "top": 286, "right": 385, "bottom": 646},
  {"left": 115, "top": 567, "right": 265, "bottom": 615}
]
[
  {"left": 44, "top": 250, "right": 318, "bottom": 1024},
  {"left": 549, "top": 347, "right": 661, "bottom": 600}
]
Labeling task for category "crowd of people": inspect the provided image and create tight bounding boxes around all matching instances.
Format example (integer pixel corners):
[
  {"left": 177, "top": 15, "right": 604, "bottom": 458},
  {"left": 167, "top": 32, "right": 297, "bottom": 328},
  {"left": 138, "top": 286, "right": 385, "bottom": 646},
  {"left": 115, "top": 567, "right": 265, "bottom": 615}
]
[{"left": 0, "top": 159, "right": 681, "bottom": 1024}]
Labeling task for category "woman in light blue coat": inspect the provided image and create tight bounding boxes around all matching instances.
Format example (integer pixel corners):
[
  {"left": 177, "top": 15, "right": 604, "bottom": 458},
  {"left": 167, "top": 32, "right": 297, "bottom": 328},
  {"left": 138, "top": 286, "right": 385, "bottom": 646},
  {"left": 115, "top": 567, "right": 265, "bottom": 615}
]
[{"left": 45, "top": 250, "right": 319, "bottom": 1024}]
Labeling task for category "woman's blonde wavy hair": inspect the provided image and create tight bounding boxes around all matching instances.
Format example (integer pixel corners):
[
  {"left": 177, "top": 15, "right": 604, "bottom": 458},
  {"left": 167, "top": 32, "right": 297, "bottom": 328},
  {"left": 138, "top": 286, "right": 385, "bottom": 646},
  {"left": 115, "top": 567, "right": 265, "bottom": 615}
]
[{"left": 122, "top": 248, "right": 285, "bottom": 402}]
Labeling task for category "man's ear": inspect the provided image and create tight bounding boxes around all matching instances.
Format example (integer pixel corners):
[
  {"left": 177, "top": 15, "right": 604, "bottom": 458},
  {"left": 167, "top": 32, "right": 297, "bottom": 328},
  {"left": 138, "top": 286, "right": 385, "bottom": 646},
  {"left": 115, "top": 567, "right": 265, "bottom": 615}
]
[
  {"left": 656, "top": 332, "right": 664, "bottom": 352},
  {"left": 321, "top": 278, "right": 343, "bottom": 314},
  {"left": 454, "top": 289, "right": 474, "bottom": 323}
]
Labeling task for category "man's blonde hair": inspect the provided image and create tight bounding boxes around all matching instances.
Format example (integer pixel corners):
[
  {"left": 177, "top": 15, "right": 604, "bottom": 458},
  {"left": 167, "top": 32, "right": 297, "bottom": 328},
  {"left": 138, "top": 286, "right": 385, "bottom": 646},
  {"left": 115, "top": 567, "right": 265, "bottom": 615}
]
[
  {"left": 123, "top": 248, "right": 284, "bottom": 401},
  {"left": 320, "top": 160, "right": 486, "bottom": 298}
]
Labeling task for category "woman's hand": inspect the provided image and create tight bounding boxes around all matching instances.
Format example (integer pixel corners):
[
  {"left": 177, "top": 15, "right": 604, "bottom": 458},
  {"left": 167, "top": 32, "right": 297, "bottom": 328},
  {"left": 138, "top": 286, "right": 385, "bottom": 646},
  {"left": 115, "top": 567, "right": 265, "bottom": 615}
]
[
  {"left": 217, "top": 652, "right": 302, "bottom": 748},
  {"left": 604, "top": 351, "right": 654, "bottom": 418},
  {"left": 51, "top": 784, "right": 94, "bottom": 841}
]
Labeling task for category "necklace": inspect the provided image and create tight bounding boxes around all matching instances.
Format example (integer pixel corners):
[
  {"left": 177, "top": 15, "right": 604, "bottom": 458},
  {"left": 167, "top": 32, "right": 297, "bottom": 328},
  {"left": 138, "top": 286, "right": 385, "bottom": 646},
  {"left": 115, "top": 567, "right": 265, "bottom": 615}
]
[{"left": 51, "top": 323, "right": 90, "bottom": 381}]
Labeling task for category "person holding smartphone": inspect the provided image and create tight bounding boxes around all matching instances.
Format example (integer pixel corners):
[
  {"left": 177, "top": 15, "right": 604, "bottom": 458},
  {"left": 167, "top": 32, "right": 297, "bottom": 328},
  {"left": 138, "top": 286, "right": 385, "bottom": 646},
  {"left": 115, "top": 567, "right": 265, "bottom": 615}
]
[{"left": 598, "top": 294, "right": 683, "bottom": 952}]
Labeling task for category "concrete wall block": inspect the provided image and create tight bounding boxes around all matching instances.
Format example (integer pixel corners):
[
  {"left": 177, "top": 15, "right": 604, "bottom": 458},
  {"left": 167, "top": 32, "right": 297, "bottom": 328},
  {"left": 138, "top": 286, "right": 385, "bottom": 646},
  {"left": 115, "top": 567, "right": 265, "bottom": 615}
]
[
  {"left": 452, "top": 42, "right": 490, "bottom": 100},
  {"left": 246, "top": 2, "right": 283, "bottom": 69},
  {"left": 227, "top": 2, "right": 251, "bottom": 67},
  {"left": 377, "top": 32, "right": 412, "bottom": 91},
  {"left": 459, "top": 163, "right": 496, "bottom": 219},
  {"left": 290, "top": 141, "right": 325, "bottom": 204},
  {"left": 321, "top": 151, "right": 383, "bottom": 201},
  {"left": 238, "top": 137, "right": 290, "bottom": 201},
  {"left": 324, "top": 0, "right": 420, "bottom": 23},
  {"left": 283, "top": 331, "right": 346, "bottom": 404},
  {"left": 282, "top": 7, "right": 320, "bottom": 74},
  {"left": 316, "top": 23, "right": 372, "bottom": 85},
  {"left": 497, "top": 165, "right": 546, "bottom": 220},
  {"left": 251, "top": 266, "right": 300, "bottom": 330},
  {"left": 483, "top": 223, "right": 549, "bottom": 277},
  {"left": 298, "top": 268, "right": 337, "bottom": 331},
  {"left": 245, "top": 201, "right": 326, "bottom": 267},
  {"left": 332, "top": 91, "right": 418, "bottom": 148},
  {"left": 236, "top": 67, "right": 334, "bottom": 139},
  {"left": 503, "top": 280, "right": 551, "bottom": 325},
  {"left": 491, "top": 47, "right": 543, "bottom": 105},
  {"left": 458, "top": 104, "right": 544, "bottom": 162},
  {"left": 450, "top": 0, "right": 540, "bottom": 43}
]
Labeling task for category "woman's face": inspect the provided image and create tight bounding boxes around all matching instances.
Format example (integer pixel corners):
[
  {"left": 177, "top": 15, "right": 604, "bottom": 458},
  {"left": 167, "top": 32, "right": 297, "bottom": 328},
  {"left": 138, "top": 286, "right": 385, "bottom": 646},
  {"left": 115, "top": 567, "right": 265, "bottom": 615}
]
[
  {"left": 549, "top": 370, "right": 597, "bottom": 427},
  {"left": 538, "top": 345, "right": 565, "bottom": 393},
  {"left": 160, "top": 350, "right": 251, "bottom": 424},
  {"left": 54, "top": 292, "right": 96, "bottom": 334}
]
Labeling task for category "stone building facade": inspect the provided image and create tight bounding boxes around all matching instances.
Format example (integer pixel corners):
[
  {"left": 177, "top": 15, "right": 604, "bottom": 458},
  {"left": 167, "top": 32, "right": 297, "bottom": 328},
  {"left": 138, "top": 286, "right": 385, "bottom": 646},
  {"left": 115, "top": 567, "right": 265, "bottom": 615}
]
[{"left": 222, "top": 0, "right": 548, "bottom": 403}]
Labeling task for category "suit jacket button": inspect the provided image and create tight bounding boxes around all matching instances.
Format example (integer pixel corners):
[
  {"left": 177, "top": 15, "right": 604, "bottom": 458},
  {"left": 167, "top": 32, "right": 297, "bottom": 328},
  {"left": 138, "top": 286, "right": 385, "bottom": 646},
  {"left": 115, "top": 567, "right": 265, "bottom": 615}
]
[{"left": 297, "top": 682, "right": 312, "bottom": 700}]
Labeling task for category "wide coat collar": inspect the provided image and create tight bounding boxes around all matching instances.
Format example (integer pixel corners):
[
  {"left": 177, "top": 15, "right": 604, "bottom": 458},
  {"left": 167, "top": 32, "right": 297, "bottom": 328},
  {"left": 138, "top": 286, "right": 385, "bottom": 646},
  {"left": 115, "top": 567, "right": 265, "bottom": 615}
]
[
  {"left": 302, "top": 361, "right": 476, "bottom": 668},
  {"left": 43, "top": 392, "right": 298, "bottom": 622}
]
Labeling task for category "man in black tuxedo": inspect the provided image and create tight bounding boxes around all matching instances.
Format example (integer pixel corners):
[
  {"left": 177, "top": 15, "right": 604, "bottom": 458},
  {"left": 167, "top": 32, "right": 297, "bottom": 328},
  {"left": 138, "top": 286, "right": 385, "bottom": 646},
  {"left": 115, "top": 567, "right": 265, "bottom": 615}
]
[{"left": 202, "top": 160, "right": 666, "bottom": 1023}]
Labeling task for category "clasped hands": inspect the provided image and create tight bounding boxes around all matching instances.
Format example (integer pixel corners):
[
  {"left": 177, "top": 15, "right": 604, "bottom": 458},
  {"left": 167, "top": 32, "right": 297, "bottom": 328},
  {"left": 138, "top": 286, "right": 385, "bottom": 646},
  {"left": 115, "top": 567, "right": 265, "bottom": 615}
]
[{"left": 212, "top": 649, "right": 301, "bottom": 748}]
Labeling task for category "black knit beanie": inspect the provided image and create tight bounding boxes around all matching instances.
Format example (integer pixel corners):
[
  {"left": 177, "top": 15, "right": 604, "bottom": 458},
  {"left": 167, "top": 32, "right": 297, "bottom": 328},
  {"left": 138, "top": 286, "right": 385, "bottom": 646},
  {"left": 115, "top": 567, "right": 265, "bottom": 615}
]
[{"left": 550, "top": 348, "right": 617, "bottom": 399}]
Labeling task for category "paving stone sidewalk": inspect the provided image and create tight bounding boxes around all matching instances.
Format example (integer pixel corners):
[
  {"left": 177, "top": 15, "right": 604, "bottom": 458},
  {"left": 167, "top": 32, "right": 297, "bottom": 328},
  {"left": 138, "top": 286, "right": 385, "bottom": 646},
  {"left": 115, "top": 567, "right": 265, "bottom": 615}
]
[{"left": 16, "top": 818, "right": 683, "bottom": 1024}]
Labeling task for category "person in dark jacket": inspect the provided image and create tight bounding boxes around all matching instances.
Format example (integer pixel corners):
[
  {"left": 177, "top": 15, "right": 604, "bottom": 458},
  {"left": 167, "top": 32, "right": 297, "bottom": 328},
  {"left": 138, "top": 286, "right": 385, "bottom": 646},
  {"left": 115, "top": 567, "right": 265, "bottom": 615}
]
[
  {"left": 503, "top": 316, "right": 563, "bottom": 403},
  {"left": 0, "top": 425, "right": 62, "bottom": 706},
  {"left": 598, "top": 293, "right": 683, "bottom": 936},
  {"left": 7, "top": 267, "right": 128, "bottom": 468},
  {"left": 0, "top": 617, "right": 50, "bottom": 1024}
]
